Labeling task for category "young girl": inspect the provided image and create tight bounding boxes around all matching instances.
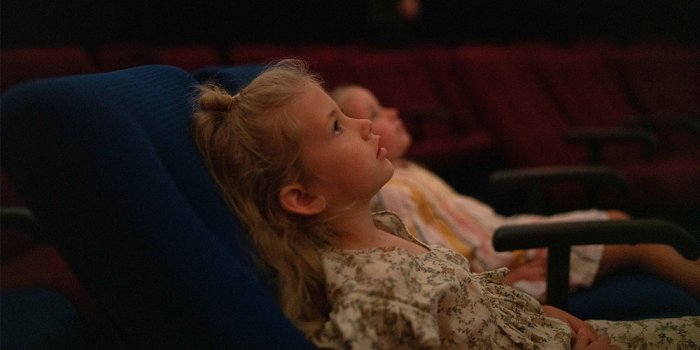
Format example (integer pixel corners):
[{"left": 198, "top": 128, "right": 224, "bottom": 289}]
[
  {"left": 331, "top": 84, "right": 700, "bottom": 302},
  {"left": 193, "top": 60, "right": 699, "bottom": 349}
]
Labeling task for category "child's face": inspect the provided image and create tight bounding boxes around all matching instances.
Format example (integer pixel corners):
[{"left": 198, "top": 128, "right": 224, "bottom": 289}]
[
  {"left": 290, "top": 84, "right": 395, "bottom": 207},
  {"left": 334, "top": 86, "right": 412, "bottom": 162}
]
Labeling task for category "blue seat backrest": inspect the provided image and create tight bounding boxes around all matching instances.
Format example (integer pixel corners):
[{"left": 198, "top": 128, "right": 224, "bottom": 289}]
[
  {"left": 193, "top": 64, "right": 266, "bottom": 93},
  {"left": 1, "top": 65, "right": 314, "bottom": 349}
]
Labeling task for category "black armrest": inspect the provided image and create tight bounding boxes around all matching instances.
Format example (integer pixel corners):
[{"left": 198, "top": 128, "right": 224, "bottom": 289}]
[
  {"left": 1, "top": 206, "right": 44, "bottom": 260},
  {"left": 490, "top": 166, "right": 628, "bottom": 189},
  {"left": 629, "top": 115, "right": 700, "bottom": 136},
  {"left": 566, "top": 127, "right": 659, "bottom": 163},
  {"left": 490, "top": 166, "right": 628, "bottom": 214},
  {"left": 1, "top": 206, "right": 41, "bottom": 238},
  {"left": 493, "top": 219, "right": 699, "bottom": 308}
]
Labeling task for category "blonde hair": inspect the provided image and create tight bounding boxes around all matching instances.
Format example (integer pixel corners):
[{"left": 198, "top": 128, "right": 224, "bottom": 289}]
[{"left": 192, "top": 59, "right": 330, "bottom": 335}]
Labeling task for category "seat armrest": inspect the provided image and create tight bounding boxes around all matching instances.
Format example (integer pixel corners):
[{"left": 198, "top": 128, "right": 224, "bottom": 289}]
[
  {"left": 490, "top": 165, "right": 628, "bottom": 214},
  {"left": 566, "top": 127, "right": 659, "bottom": 163},
  {"left": 490, "top": 166, "right": 628, "bottom": 190},
  {"left": 629, "top": 115, "right": 700, "bottom": 136},
  {"left": 494, "top": 219, "right": 698, "bottom": 258},
  {"left": 1, "top": 206, "right": 42, "bottom": 240},
  {"left": 493, "top": 219, "right": 699, "bottom": 307}
]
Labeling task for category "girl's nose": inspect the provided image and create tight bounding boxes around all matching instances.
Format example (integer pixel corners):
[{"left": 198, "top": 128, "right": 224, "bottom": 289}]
[
  {"left": 360, "top": 118, "right": 373, "bottom": 140},
  {"left": 386, "top": 107, "right": 400, "bottom": 120}
]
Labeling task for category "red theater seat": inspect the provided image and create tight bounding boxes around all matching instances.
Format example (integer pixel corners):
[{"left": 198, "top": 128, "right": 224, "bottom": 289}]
[
  {"left": 616, "top": 43, "right": 699, "bottom": 119},
  {"left": 347, "top": 48, "right": 495, "bottom": 168},
  {"left": 95, "top": 44, "right": 154, "bottom": 71},
  {"left": 227, "top": 43, "right": 296, "bottom": 65},
  {"left": 297, "top": 44, "right": 362, "bottom": 90},
  {"left": 0, "top": 46, "right": 97, "bottom": 92},
  {"left": 96, "top": 44, "right": 221, "bottom": 72},
  {"left": 454, "top": 46, "right": 583, "bottom": 167},
  {"left": 452, "top": 45, "right": 700, "bottom": 214},
  {"left": 520, "top": 45, "right": 649, "bottom": 164},
  {"left": 609, "top": 43, "right": 700, "bottom": 154},
  {"left": 151, "top": 45, "right": 222, "bottom": 72}
]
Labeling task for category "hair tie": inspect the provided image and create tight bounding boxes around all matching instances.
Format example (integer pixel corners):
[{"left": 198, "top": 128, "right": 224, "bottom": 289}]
[{"left": 227, "top": 93, "right": 240, "bottom": 111}]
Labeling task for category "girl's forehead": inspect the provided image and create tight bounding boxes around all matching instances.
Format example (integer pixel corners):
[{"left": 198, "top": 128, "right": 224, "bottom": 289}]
[
  {"left": 290, "top": 85, "right": 335, "bottom": 124},
  {"left": 350, "top": 88, "right": 379, "bottom": 107}
]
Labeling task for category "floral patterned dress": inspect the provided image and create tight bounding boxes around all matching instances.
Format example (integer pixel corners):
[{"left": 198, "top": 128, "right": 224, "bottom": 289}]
[
  {"left": 373, "top": 161, "right": 609, "bottom": 301},
  {"left": 309, "top": 211, "right": 700, "bottom": 349}
]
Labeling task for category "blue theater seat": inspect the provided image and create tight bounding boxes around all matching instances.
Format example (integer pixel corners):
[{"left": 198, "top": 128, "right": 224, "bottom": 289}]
[{"left": 1, "top": 65, "right": 314, "bottom": 348}]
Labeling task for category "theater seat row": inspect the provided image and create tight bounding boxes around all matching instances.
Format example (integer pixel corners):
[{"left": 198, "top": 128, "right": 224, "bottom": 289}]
[
  {"left": 211, "top": 42, "right": 700, "bottom": 216},
  {"left": 2, "top": 42, "right": 699, "bottom": 214},
  {"left": 3, "top": 63, "right": 698, "bottom": 349}
]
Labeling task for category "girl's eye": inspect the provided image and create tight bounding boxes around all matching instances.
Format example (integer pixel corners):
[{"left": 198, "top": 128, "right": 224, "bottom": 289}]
[{"left": 332, "top": 120, "right": 343, "bottom": 135}]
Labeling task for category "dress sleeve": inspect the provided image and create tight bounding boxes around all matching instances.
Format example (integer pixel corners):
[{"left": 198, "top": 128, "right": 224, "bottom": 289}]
[{"left": 318, "top": 291, "right": 441, "bottom": 350}]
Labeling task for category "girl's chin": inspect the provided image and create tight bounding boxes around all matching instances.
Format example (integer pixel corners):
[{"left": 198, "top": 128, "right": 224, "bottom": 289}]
[
  {"left": 387, "top": 158, "right": 408, "bottom": 168},
  {"left": 383, "top": 161, "right": 395, "bottom": 176}
]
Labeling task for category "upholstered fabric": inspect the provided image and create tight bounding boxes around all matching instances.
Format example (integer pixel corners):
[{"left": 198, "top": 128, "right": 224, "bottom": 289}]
[{"left": 1, "top": 65, "right": 314, "bottom": 348}]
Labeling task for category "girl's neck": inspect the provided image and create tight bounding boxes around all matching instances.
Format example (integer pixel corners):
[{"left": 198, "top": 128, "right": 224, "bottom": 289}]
[
  {"left": 330, "top": 203, "right": 430, "bottom": 255},
  {"left": 330, "top": 202, "right": 385, "bottom": 249}
]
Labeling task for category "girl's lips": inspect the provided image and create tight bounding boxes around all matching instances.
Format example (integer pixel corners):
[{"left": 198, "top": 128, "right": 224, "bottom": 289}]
[{"left": 377, "top": 147, "right": 388, "bottom": 159}]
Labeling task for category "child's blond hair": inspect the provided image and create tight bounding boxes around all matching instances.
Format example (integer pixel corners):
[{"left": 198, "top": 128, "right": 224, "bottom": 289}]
[{"left": 193, "top": 59, "right": 330, "bottom": 335}]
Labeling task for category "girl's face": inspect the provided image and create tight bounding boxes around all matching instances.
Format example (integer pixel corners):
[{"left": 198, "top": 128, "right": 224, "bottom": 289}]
[
  {"left": 334, "top": 86, "right": 412, "bottom": 162},
  {"left": 290, "top": 84, "right": 395, "bottom": 208}
]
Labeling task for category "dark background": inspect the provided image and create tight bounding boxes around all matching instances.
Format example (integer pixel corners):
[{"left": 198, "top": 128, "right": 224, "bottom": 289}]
[{"left": 3, "top": 1, "right": 699, "bottom": 48}]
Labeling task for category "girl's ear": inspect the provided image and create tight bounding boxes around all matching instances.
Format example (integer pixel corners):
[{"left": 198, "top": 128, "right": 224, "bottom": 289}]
[{"left": 279, "top": 184, "right": 326, "bottom": 216}]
